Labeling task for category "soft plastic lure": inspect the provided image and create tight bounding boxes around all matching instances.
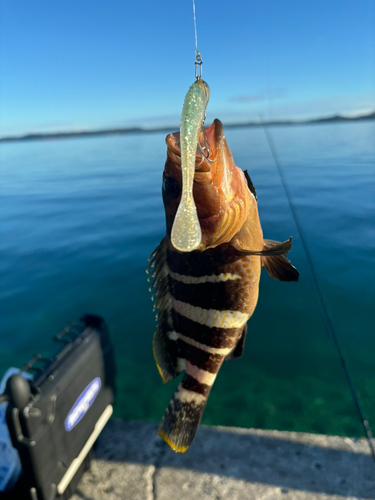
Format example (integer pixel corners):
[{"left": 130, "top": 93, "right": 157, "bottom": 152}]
[{"left": 170, "top": 78, "right": 210, "bottom": 252}]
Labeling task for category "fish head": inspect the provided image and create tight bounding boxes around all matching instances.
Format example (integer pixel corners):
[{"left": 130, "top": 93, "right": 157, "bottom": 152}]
[{"left": 163, "top": 119, "right": 262, "bottom": 251}]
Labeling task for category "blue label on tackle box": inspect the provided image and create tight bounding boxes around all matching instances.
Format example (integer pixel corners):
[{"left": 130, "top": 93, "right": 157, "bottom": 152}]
[{"left": 65, "top": 377, "right": 101, "bottom": 432}]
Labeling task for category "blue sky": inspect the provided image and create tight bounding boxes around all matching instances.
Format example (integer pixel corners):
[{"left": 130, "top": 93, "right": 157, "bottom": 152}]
[{"left": 1, "top": 0, "right": 374, "bottom": 136}]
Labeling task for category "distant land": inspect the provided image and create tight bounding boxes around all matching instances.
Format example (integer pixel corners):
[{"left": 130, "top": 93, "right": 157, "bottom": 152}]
[{"left": 1, "top": 110, "right": 374, "bottom": 143}]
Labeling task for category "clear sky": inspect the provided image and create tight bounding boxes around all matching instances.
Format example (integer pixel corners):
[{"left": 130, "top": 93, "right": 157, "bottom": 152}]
[{"left": 1, "top": 0, "right": 374, "bottom": 136}]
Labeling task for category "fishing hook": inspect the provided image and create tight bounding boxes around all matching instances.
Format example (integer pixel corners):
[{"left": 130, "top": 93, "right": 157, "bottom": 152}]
[{"left": 195, "top": 124, "right": 216, "bottom": 168}]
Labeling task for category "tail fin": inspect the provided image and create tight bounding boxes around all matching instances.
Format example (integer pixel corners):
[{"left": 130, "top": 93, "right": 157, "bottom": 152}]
[{"left": 158, "top": 381, "right": 209, "bottom": 453}]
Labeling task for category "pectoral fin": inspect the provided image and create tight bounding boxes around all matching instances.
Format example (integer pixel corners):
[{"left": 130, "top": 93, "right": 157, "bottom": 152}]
[
  {"left": 233, "top": 237, "right": 299, "bottom": 281},
  {"left": 235, "top": 237, "right": 293, "bottom": 257},
  {"left": 226, "top": 324, "right": 247, "bottom": 361},
  {"left": 261, "top": 239, "right": 299, "bottom": 282}
]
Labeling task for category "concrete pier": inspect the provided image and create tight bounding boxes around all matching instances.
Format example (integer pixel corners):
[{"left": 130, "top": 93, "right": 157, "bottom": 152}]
[{"left": 71, "top": 419, "right": 374, "bottom": 500}]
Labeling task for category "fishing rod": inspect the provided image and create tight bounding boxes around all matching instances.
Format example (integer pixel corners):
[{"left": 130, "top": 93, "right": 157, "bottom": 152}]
[
  {"left": 189, "top": 1, "right": 374, "bottom": 459},
  {"left": 261, "top": 120, "right": 375, "bottom": 462}
]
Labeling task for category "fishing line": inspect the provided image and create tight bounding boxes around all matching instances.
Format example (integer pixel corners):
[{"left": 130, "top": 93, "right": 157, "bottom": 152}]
[
  {"left": 190, "top": 0, "right": 212, "bottom": 161},
  {"left": 262, "top": 122, "right": 375, "bottom": 461},
  {"left": 192, "top": 0, "right": 203, "bottom": 78},
  {"left": 192, "top": 0, "right": 198, "bottom": 54}
]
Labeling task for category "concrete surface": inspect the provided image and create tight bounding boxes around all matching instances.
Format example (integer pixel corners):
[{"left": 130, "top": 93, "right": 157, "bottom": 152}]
[{"left": 71, "top": 419, "right": 375, "bottom": 500}]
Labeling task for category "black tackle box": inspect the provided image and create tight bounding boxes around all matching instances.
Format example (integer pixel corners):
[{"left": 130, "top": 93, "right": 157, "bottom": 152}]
[{"left": 3, "top": 314, "right": 116, "bottom": 500}]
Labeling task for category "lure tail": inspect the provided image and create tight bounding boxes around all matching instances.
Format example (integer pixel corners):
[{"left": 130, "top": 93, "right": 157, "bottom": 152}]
[
  {"left": 158, "top": 376, "right": 211, "bottom": 453},
  {"left": 171, "top": 78, "right": 210, "bottom": 252}
]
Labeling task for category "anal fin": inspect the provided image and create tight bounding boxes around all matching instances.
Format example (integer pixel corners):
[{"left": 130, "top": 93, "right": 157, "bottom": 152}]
[
  {"left": 153, "top": 310, "right": 182, "bottom": 383},
  {"left": 226, "top": 324, "right": 247, "bottom": 361}
]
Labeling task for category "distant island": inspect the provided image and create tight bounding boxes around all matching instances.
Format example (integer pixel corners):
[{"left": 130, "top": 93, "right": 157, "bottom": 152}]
[{"left": 1, "top": 110, "right": 374, "bottom": 143}]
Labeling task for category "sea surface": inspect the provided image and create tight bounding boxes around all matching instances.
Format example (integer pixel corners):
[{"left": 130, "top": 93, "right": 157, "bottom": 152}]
[{"left": 1, "top": 122, "right": 374, "bottom": 438}]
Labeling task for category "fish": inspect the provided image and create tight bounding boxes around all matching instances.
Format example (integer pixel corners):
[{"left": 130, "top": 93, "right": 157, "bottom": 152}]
[{"left": 147, "top": 118, "right": 299, "bottom": 453}]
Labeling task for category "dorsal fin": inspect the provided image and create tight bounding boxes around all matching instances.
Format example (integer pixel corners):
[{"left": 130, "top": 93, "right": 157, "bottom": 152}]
[
  {"left": 147, "top": 237, "right": 183, "bottom": 383},
  {"left": 244, "top": 170, "right": 257, "bottom": 200}
]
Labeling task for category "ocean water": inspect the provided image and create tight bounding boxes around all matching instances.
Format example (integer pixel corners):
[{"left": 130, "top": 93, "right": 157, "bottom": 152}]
[{"left": 0, "top": 122, "right": 374, "bottom": 438}]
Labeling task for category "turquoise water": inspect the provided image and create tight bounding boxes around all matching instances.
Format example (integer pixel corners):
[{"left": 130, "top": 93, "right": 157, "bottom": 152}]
[{"left": 1, "top": 122, "right": 374, "bottom": 437}]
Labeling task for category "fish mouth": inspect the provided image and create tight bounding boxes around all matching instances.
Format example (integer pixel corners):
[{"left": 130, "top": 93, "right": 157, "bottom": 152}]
[
  {"left": 163, "top": 118, "right": 251, "bottom": 248},
  {"left": 166, "top": 119, "right": 223, "bottom": 172}
]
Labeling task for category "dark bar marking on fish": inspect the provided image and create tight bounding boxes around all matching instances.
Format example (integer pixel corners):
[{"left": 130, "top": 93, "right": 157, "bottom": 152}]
[
  {"left": 167, "top": 239, "right": 293, "bottom": 276},
  {"left": 182, "top": 374, "right": 211, "bottom": 397},
  {"left": 158, "top": 392, "right": 207, "bottom": 453},
  {"left": 177, "top": 340, "right": 224, "bottom": 373},
  {"left": 169, "top": 278, "right": 248, "bottom": 312},
  {"left": 171, "top": 310, "right": 242, "bottom": 349},
  {"left": 167, "top": 245, "right": 243, "bottom": 277}
]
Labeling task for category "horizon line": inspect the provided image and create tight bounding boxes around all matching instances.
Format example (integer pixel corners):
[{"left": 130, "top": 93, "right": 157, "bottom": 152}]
[{"left": 1, "top": 110, "right": 374, "bottom": 143}]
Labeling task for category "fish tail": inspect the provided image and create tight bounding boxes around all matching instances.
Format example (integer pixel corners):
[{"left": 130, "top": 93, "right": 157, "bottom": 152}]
[{"left": 158, "top": 376, "right": 211, "bottom": 453}]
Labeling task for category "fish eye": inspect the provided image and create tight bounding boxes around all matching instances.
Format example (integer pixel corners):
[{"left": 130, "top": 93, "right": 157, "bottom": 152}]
[{"left": 163, "top": 177, "right": 180, "bottom": 199}]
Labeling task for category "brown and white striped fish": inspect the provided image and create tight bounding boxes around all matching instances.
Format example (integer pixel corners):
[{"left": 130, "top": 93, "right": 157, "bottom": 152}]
[{"left": 147, "top": 119, "right": 299, "bottom": 453}]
